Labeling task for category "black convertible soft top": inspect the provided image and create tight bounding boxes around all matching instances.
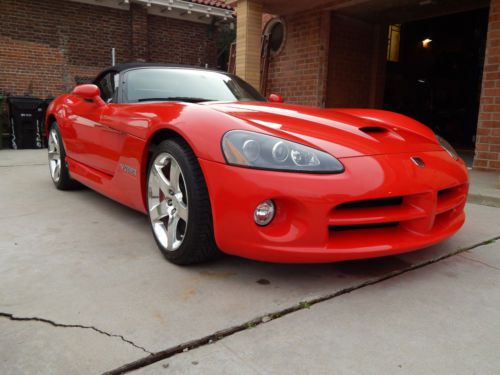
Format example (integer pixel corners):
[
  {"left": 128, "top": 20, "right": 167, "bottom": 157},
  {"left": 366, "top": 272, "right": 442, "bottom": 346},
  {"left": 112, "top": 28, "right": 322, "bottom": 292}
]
[{"left": 95, "top": 62, "right": 222, "bottom": 80}]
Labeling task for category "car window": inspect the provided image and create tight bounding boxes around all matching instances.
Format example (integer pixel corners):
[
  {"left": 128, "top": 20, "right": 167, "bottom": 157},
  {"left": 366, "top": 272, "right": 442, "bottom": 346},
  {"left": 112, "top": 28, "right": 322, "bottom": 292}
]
[
  {"left": 124, "top": 68, "right": 265, "bottom": 103},
  {"left": 96, "top": 72, "right": 118, "bottom": 103}
]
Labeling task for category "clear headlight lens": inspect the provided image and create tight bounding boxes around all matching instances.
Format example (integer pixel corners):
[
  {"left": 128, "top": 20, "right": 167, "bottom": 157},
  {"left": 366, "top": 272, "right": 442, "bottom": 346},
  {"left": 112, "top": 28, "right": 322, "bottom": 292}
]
[
  {"left": 436, "top": 135, "right": 459, "bottom": 160},
  {"left": 222, "top": 130, "right": 344, "bottom": 173}
]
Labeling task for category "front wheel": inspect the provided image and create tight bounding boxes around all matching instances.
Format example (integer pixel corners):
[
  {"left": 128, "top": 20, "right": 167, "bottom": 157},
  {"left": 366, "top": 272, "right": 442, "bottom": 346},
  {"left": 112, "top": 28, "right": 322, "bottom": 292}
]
[
  {"left": 147, "top": 138, "right": 220, "bottom": 265},
  {"left": 48, "top": 123, "right": 80, "bottom": 190}
]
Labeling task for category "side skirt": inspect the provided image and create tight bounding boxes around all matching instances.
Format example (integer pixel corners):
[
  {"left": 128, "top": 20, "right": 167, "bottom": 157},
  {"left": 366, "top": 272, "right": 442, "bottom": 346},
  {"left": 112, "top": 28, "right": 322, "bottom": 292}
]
[{"left": 66, "top": 157, "right": 147, "bottom": 214}]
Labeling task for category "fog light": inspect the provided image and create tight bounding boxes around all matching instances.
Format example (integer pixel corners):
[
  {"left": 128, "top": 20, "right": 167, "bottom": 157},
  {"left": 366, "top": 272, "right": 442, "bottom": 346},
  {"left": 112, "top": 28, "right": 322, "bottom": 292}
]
[{"left": 254, "top": 200, "right": 275, "bottom": 226}]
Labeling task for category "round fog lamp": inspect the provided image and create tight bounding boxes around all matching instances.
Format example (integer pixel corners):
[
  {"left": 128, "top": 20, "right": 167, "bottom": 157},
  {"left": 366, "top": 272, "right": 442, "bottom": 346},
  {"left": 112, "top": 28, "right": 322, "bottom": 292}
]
[{"left": 254, "top": 200, "right": 275, "bottom": 226}]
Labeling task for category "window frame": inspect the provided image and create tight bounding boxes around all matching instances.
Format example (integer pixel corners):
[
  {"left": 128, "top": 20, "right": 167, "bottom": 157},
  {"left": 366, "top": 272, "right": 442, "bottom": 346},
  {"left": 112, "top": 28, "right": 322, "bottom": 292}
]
[
  {"left": 93, "top": 70, "right": 120, "bottom": 103},
  {"left": 120, "top": 67, "right": 265, "bottom": 104}
]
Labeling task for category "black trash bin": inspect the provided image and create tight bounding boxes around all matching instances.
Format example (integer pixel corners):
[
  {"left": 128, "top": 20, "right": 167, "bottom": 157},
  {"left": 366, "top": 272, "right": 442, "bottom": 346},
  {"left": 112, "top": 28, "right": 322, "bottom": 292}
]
[
  {"left": 7, "top": 96, "right": 45, "bottom": 149},
  {"left": 38, "top": 98, "right": 53, "bottom": 147}
]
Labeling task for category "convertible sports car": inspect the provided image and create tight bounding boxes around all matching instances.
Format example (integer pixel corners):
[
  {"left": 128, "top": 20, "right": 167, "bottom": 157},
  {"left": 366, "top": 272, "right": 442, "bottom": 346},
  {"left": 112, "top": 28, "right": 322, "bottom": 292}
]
[{"left": 45, "top": 63, "right": 468, "bottom": 264}]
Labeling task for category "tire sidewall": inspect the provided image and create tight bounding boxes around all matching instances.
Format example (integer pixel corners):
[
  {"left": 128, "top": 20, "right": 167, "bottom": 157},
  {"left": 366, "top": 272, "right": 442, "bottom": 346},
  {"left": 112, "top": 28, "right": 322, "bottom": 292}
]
[
  {"left": 147, "top": 139, "right": 211, "bottom": 263},
  {"left": 49, "top": 122, "right": 71, "bottom": 189}
]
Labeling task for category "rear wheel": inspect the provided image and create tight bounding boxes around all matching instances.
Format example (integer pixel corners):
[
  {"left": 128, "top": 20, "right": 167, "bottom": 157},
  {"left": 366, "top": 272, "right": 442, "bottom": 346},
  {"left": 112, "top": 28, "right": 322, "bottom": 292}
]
[
  {"left": 48, "top": 123, "right": 80, "bottom": 190},
  {"left": 147, "top": 138, "right": 219, "bottom": 265}
]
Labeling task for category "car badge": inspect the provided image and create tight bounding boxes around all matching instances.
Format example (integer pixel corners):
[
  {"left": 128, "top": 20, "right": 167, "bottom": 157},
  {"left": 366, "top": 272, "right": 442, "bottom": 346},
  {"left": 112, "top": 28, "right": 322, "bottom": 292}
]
[{"left": 410, "top": 156, "right": 425, "bottom": 168}]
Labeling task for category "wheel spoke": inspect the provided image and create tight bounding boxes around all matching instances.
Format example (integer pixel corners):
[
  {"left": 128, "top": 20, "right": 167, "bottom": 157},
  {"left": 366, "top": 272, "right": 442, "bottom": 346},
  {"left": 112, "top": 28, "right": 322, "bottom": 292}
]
[
  {"left": 169, "top": 161, "right": 181, "bottom": 191},
  {"left": 149, "top": 202, "right": 168, "bottom": 222},
  {"left": 154, "top": 165, "right": 172, "bottom": 196},
  {"left": 53, "top": 163, "right": 60, "bottom": 180},
  {"left": 167, "top": 215, "right": 180, "bottom": 249},
  {"left": 47, "top": 128, "right": 62, "bottom": 183},
  {"left": 148, "top": 152, "right": 189, "bottom": 252},
  {"left": 48, "top": 151, "right": 59, "bottom": 161},
  {"left": 49, "top": 161, "right": 56, "bottom": 176},
  {"left": 50, "top": 131, "right": 58, "bottom": 151},
  {"left": 177, "top": 204, "right": 188, "bottom": 222}
]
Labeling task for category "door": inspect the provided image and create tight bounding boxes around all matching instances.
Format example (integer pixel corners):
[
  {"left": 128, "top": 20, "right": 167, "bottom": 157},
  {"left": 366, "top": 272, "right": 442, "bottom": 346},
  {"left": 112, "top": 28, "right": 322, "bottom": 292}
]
[
  {"left": 63, "top": 93, "right": 106, "bottom": 170},
  {"left": 87, "top": 71, "right": 127, "bottom": 176}
]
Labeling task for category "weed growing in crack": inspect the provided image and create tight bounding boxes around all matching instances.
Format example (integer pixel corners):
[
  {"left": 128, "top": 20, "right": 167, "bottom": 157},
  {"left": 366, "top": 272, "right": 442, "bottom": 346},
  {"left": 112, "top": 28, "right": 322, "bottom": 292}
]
[{"left": 299, "top": 301, "right": 311, "bottom": 309}]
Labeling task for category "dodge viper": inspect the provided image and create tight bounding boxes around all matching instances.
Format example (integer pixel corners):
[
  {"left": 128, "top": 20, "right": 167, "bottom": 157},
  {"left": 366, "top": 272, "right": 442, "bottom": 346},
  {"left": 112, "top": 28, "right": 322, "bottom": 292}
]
[{"left": 45, "top": 63, "right": 468, "bottom": 264}]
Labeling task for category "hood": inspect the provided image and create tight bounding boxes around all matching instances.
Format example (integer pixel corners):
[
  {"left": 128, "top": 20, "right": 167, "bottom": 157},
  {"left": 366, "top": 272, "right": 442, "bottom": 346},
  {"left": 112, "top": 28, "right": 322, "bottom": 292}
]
[{"left": 204, "top": 102, "right": 442, "bottom": 158}]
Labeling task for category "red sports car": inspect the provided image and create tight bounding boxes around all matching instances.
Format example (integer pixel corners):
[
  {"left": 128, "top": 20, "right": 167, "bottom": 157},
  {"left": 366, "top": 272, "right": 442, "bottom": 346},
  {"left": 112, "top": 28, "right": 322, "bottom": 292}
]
[{"left": 45, "top": 63, "right": 468, "bottom": 265}]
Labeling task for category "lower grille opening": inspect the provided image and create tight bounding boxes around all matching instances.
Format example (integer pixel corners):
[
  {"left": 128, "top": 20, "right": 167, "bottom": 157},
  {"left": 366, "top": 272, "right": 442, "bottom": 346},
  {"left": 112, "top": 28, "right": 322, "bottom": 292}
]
[
  {"left": 330, "top": 222, "right": 400, "bottom": 232},
  {"left": 438, "top": 186, "right": 457, "bottom": 198},
  {"left": 335, "top": 197, "right": 403, "bottom": 209}
]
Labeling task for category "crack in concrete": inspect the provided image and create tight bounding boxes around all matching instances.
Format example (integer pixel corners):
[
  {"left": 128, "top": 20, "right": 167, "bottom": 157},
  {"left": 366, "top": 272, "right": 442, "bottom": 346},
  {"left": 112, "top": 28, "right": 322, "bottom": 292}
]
[
  {"left": 103, "top": 235, "right": 500, "bottom": 375},
  {"left": 0, "top": 312, "right": 153, "bottom": 356}
]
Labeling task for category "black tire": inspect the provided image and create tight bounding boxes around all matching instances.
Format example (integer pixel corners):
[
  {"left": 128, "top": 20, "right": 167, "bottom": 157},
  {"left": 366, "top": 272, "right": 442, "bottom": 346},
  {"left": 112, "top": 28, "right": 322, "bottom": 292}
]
[
  {"left": 147, "top": 138, "right": 220, "bottom": 265},
  {"left": 48, "top": 122, "right": 81, "bottom": 190}
]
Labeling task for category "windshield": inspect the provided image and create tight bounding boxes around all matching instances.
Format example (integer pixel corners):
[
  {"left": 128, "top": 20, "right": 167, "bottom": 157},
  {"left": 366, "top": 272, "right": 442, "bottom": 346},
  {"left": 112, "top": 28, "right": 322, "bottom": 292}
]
[{"left": 124, "top": 68, "right": 266, "bottom": 103}]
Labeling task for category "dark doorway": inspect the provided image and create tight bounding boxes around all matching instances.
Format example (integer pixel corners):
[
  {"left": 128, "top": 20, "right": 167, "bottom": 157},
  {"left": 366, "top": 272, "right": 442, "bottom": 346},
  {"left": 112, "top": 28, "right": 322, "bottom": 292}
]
[{"left": 383, "top": 8, "right": 489, "bottom": 150}]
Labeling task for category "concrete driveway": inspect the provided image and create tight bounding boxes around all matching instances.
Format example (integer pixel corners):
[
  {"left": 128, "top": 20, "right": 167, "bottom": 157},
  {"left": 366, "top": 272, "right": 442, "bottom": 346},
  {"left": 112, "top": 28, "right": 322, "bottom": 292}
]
[{"left": 0, "top": 150, "right": 499, "bottom": 374}]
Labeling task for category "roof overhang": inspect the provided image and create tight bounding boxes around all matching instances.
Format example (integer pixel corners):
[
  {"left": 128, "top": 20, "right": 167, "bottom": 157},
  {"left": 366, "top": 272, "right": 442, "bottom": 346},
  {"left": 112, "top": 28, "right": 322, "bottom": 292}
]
[
  {"left": 69, "top": 0, "right": 235, "bottom": 24},
  {"left": 228, "top": 0, "right": 489, "bottom": 22}
]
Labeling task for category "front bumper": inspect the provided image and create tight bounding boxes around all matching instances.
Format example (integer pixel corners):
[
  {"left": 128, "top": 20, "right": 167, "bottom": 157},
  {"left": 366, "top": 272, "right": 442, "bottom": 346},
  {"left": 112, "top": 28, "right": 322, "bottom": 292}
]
[{"left": 199, "top": 151, "right": 468, "bottom": 263}]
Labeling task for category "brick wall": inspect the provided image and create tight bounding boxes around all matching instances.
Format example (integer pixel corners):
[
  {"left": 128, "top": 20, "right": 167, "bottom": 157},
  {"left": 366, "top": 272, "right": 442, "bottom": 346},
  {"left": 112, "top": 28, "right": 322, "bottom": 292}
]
[
  {"left": 265, "top": 10, "right": 330, "bottom": 107},
  {"left": 474, "top": 0, "right": 500, "bottom": 170},
  {"left": 0, "top": 0, "right": 218, "bottom": 100},
  {"left": 131, "top": 3, "right": 149, "bottom": 62},
  {"left": 326, "top": 14, "right": 386, "bottom": 108},
  {"left": 149, "top": 15, "right": 217, "bottom": 67},
  {"left": 0, "top": 0, "right": 131, "bottom": 98},
  {"left": 264, "top": 11, "right": 386, "bottom": 108}
]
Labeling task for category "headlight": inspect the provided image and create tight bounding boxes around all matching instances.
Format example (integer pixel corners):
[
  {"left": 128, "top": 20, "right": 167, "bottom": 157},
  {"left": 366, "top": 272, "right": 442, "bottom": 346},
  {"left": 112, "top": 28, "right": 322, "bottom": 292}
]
[
  {"left": 222, "top": 130, "right": 344, "bottom": 173},
  {"left": 436, "top": 135, "right": 459, "bottom": 160}
]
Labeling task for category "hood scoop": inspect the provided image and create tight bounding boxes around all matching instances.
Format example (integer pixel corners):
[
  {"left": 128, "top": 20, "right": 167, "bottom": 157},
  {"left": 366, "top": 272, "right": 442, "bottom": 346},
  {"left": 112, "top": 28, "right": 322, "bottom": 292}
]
[{"left": 359, "top": 126, "right": 388, "bottom": 134}]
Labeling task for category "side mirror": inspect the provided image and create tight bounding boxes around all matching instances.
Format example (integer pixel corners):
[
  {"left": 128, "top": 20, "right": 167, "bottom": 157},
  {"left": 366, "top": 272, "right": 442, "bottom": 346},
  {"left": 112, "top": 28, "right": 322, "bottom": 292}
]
[
  {"left": 72, "top": 84, "right": 106, "bottom": 107},
  {"left": 268, "top": 93, "right": 284, "bottom": 103}
]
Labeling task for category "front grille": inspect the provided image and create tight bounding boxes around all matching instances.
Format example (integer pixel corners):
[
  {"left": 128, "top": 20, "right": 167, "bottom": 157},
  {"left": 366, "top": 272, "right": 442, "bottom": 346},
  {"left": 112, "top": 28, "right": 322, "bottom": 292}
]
[
  {"left": 329, "top": 183, "right": 467, "bottom": 238},
  {"left": 330, "top": 222, "right": 399, "bottom": 232},
  {"left": 335, "top": 197, "right": 403, "bottom": 209},
  {"left": 437, "top": 185, "right": 467, "bottom": 214}
]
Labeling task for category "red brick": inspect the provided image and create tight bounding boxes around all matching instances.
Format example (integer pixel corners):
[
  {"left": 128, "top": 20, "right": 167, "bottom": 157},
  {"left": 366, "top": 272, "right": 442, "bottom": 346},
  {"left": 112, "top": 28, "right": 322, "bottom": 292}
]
[
  {"left": 264, "top": 10, "right": 330, "bottom": 107},
  {"left": 476, "top": 127, "right": 492, "bottom": 136},
  {"left": 0, "top": 0, "right": 217, "bottom": 99},
  {"left": 476, "top": 0, "right": 500, "bottom": 170},
  {"left": 489, "top": 160, "right": 500, "bottom": 168},
  {"left": 475, "top": 143, "right": 490, "bottom": 152},
  {"left": 473, "top": 158, "right": 489, "bottom": 168},
  {"left": 475, "top": 151, "right": 498, "bottom": 160}
]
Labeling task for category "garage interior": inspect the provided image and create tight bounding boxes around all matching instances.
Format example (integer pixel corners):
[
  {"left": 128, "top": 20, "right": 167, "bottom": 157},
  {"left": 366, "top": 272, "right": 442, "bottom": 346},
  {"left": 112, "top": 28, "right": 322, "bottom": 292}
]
[
  {"left": 384, "top": 8, "right": 489, "bottom": 153},
  {"left": 328, "top": 0, "right": 491, "bottom": 163}
]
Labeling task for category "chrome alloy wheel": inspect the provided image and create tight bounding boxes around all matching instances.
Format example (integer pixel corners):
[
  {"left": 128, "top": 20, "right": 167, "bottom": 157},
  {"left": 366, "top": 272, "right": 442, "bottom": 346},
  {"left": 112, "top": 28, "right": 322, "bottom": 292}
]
[
  {"left": 148, "top": 153, "right": 189, "bottom": 251},
  {"left": 48, "top": 128, "right": 61, "bottom": 183}
]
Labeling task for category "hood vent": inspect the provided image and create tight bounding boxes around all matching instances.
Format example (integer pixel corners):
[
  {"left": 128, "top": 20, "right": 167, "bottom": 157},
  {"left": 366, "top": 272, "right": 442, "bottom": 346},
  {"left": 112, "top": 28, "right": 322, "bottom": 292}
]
[{"left": 359, "top": 126, "right": 388, "bottom": 134}]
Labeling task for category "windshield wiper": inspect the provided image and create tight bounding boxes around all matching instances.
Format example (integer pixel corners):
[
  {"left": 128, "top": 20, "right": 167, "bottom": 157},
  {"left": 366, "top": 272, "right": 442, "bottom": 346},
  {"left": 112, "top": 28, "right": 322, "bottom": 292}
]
[{"left": 137, "top": 97, "right": 215, "bottom": 103}]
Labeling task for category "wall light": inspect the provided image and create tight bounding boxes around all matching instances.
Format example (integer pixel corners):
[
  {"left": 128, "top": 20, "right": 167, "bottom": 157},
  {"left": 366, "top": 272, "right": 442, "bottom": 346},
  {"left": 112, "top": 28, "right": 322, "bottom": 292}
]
[{"left": 422, "top": 38, "right": 432, "bottom": 48}]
